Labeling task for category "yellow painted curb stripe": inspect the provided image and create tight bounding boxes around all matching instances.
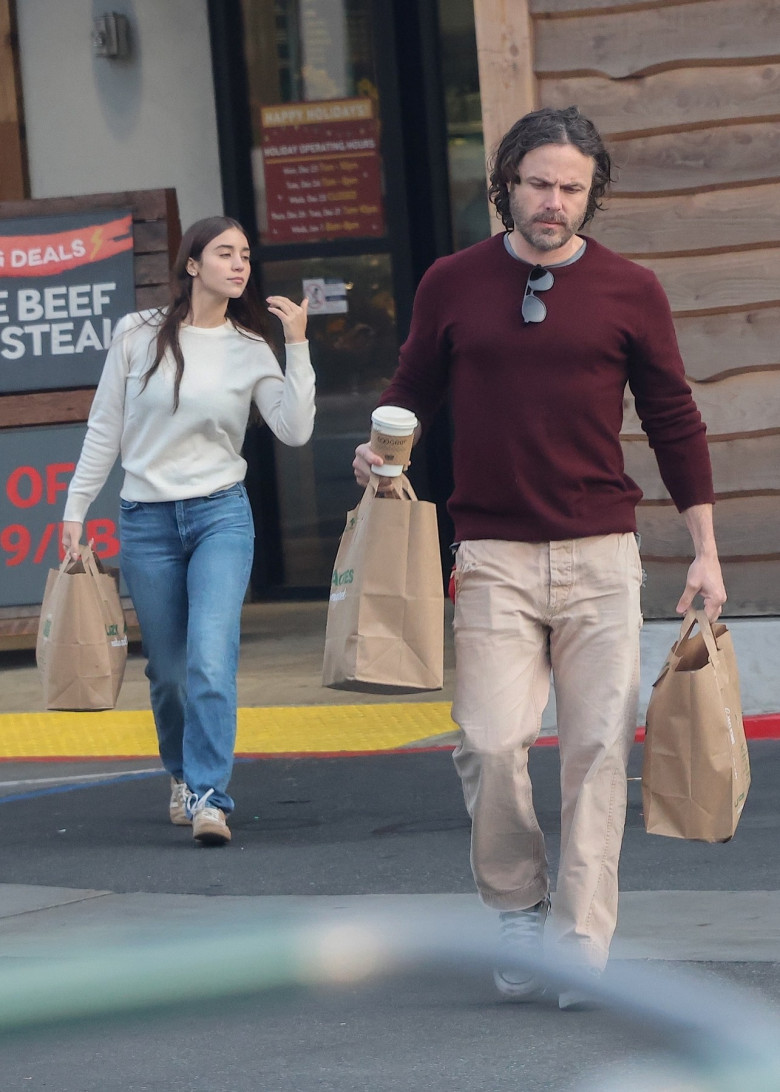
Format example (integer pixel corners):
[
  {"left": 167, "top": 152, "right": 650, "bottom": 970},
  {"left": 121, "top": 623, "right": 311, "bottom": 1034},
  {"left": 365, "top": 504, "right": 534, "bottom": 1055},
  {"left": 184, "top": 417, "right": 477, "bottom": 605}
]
[{"left": 0, "top": 703, "right": 455, "bottom": 759}]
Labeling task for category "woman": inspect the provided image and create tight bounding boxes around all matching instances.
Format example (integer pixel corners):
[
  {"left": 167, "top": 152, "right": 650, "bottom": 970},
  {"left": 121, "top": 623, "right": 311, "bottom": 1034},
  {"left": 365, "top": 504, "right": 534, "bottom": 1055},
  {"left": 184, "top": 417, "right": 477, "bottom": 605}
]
[{"left": 62, "top": 216, "right": 315, "bottom": 846}]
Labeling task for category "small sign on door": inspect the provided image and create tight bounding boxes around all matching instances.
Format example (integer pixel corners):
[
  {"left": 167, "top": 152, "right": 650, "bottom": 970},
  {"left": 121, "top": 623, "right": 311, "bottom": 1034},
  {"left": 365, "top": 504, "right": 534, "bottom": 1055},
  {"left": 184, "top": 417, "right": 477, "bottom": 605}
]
[{"left": 303, "top": 278, "right": 348, "bottom": 315}]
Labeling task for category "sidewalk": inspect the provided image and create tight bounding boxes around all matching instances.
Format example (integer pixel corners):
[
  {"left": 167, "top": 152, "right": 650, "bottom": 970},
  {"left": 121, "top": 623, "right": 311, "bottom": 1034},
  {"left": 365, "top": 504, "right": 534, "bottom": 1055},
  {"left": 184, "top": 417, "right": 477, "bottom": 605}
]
[
  {"left": 1, "top": 742, "right": 779, "bottom": 1092},
  {"left": 0, "top": 600, "right": 456, "bottom": 711},
  {"left": 2, "top": 599, "right": 777, "bottom": 760},
  {"left": 0, "top": 600, "right": 463, "bottom": 758}
]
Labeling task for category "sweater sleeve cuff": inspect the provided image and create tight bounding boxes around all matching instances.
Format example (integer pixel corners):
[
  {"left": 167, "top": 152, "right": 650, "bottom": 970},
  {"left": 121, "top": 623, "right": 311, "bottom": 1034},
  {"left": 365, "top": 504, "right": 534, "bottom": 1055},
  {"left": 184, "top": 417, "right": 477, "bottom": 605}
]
[
  {"left": 62, "top": 493, "right": 91, "bottom": 524},
  {"left": 283, "top": 341, "right": 311, "bottom": 367}
]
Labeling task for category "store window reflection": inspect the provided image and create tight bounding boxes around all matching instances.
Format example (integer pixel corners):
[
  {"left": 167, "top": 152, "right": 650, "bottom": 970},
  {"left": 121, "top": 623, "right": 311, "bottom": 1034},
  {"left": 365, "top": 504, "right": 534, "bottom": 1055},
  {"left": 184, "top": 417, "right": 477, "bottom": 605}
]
[
  {"left": 241, "top": 0, "right": 379, "bottom": 245},
  {"left": 263, "top": 253, "right": 397, "bottom": 587},
  {"left": 438, "top": 0, "right": 491, "bottom": 249},
  {"left": 240, "top": 0, "right": 395, "bottom": 589},
  {"left": 236, "top": 0, "right": 489, "bottom": 589}
]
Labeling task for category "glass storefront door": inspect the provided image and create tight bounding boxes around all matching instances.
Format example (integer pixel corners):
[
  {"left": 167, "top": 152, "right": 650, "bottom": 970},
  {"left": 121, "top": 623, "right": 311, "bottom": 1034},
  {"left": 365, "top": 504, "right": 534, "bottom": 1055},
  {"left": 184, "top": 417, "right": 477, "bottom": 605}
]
[
  {"left": 437, "top": 0, "right": 491, "bottom": 249},
  {"left": 239, "top": 0, "right": 402, "bottom": 590},
  {"left": 211, "top": 0, "right": 487, "bottom": 595}
]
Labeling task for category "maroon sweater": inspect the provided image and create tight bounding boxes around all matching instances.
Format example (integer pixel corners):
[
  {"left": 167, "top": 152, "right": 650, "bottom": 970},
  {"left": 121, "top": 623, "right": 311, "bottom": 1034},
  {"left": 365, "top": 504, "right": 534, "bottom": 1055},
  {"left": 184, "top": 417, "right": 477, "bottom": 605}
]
[{"left": 380, "top": 233, "right": 714, "bottom": 543}]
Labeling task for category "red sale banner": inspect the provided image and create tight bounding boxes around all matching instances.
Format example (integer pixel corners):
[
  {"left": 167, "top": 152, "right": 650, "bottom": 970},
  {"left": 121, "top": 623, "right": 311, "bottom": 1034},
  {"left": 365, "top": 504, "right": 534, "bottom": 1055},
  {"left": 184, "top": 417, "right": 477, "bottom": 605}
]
[{"left": 0, "top": 214, "right": 133, "bottom": 277}]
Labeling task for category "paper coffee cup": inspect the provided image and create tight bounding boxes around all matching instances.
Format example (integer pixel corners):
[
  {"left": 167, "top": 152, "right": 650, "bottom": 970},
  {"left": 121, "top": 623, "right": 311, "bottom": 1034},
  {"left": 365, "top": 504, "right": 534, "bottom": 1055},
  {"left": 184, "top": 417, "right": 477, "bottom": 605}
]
[{"left": 370, "top": 406, "right": 418, "bottom": 476}]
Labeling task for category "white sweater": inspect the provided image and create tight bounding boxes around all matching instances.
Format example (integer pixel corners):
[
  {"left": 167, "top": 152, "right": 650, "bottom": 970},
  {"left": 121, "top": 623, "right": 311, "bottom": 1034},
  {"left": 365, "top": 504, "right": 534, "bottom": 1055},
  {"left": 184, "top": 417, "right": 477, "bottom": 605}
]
[{"left": 64, "top": 311, "right": 316, "bottom": 524}]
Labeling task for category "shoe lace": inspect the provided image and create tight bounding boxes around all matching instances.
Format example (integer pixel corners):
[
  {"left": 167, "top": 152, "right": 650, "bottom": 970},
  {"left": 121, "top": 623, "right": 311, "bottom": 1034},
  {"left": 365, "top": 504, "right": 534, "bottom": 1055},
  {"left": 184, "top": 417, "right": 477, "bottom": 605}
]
[
  {"left": 499, "top": 897, "right": 549, "bottom": 946},
  {"left": 187, "top": 788, "right": 216, "bottom": 817}
]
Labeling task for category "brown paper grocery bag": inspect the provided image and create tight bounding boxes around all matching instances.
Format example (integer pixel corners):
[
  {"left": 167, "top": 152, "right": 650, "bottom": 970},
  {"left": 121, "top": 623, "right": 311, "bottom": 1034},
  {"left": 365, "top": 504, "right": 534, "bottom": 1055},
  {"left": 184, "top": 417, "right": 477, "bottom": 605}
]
[
  {"left": 36, "top": 543, "right": 128, "bottom": 711},
  {"left": 642, "top": 610, "right": 750, "bottom": 843},
  {"left": 322, "top": 473, "right": 444, "bottom": 692}
]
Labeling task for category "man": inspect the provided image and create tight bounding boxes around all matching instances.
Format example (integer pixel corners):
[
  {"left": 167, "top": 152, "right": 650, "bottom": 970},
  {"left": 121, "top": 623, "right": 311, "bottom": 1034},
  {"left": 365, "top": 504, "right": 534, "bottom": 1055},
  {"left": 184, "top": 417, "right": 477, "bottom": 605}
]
[{"left": 353, "top": 106, "right": 726, "bottom": 1009}]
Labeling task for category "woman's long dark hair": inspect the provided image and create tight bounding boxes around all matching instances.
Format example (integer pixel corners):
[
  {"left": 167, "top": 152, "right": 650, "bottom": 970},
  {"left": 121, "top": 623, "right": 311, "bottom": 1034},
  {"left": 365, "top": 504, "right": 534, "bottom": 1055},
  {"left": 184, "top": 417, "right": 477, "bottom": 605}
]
[
  {"left": 488, "top": 106, "right": 615, "bottom": 231},
  {"left": 142, "top": 216, "right": 272, "bottom": 411}
]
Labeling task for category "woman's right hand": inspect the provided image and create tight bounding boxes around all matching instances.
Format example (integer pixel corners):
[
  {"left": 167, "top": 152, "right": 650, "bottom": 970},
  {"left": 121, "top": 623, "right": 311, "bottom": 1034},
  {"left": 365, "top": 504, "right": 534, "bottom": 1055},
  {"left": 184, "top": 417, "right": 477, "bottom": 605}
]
[
  {"left": 62, "top": 521, "right": 84, "bottom": 560},
  {"left": 266, "top": 295, "right": 309, "bottom": 344}
]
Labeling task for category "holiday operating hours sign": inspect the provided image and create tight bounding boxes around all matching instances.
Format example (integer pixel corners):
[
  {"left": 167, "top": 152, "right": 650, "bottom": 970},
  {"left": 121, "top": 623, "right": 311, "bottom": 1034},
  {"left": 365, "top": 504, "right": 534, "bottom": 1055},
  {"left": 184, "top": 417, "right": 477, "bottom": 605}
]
[{"left": 261, "top": 98, "right": 385, "bottom": 244}]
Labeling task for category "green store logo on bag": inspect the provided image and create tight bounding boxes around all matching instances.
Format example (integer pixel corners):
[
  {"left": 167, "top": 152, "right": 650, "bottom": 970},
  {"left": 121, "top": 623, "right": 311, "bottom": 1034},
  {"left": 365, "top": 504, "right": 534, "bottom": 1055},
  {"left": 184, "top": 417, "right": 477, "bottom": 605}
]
[
  {"left": 105, "top": 623, "right": 120, "bottom": 637},
  {"left": 331, "top": 568, "right": 354, "bottom": 588}
]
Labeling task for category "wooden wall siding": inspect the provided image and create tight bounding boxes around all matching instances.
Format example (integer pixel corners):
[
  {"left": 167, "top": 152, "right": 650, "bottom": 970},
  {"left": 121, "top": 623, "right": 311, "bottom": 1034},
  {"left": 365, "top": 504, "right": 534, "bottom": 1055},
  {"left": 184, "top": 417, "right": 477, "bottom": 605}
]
[
  {"left": 640, "top": 560, "right": 780, "bottom": 617},
  {"left": 540, "top": 65, "right": 780, "bottom": 139},
  {"left": 532, "top": 0, "right": 780, "bottom": 78},
  {"left": 637, "top": 496, "right": 780, "bottom": 558},
  {"left": 634, "top": 249, "right": 780, "bottom": 315},
  {"left": 622, "top": 372, "right": 779, "bottom": 437},
  {"left": 638, "top": 498, "right": 780, "bottom": 614},
  {"left": 0, "top": 0, "right": 27, "bottom": 201},
  {"left": 0, "top": 189, "right": 181, "bottom": 431},
  {"left": 674, "top": 309, "right": 780, "bottom": 382},
  {"left": 587, "top": 185, "right": 780, "bottom": 257},
  {"left": 530, "top": 0, "right": 705, "bottom": 11},
  {"left": 605, "top": 124, "right": 780, "bottom": 194},
  {"left": 623, "top": 435, "right": 780, "bottom": 500},
  {"left": 523, "top": 0, "right": 780, "bottom": 615}
]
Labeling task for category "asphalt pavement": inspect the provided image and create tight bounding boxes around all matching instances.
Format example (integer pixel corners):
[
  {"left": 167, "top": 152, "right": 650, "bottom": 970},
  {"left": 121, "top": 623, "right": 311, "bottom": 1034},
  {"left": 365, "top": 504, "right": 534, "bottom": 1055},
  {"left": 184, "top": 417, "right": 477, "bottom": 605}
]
[
  {"left": 0, "top": 603, "right": 779, "bottom": 1091},
  {"left": 0, "top": 744, "right": 779, "bottom": 1090}
]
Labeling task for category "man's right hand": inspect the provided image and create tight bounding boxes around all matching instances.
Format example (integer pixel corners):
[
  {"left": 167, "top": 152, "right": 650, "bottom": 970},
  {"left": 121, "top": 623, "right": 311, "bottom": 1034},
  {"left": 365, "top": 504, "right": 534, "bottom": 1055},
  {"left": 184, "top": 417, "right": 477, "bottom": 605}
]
[
  {"left": 352, "top": 441, "right": 385, "bottom": 487},
  {"left": 62, "top": 521, "right": 84, "bottom": 560}
]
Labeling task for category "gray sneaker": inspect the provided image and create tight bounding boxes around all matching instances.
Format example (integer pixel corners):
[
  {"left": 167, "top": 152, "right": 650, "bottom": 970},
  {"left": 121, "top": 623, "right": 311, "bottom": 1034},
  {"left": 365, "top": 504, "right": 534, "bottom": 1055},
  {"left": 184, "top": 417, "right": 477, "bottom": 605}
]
[
  {"left": 559, "top": 969, "right": 602, "bottom": 1011},
  {"left": 169, "top": 778, "right": 191, "bottom": 826},
  {"left": 493, "top": 895, "right": 550, "bottom": 1000}
]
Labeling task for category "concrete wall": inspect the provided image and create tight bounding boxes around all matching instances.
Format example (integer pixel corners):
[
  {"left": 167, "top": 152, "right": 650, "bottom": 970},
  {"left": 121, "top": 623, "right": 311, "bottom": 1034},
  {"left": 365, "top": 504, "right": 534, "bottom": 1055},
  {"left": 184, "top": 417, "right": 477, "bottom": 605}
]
[
  {"left": 15, "top": 0, "right": 223, "bottom": 229},
  {"left": 541, "top": 619, "right": 780, "bottom": 730}
]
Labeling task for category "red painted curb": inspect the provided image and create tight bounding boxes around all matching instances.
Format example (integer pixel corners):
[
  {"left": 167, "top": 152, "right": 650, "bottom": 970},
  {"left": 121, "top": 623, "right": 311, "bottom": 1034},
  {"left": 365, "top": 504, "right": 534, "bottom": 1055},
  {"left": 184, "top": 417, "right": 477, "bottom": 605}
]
[
  {"left": 741, "top": 713, "right": 780, "bottom": 739},
  {"left": 532, "top": 713, "right": 780, "bottom": 749}
]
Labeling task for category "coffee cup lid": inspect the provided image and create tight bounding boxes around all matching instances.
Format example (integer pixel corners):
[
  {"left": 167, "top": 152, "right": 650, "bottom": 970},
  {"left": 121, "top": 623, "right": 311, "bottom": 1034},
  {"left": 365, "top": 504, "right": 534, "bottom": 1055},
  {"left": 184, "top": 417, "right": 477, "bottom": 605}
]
[{"left": 371, "top": 405, "right": 418, "bottom": 430}]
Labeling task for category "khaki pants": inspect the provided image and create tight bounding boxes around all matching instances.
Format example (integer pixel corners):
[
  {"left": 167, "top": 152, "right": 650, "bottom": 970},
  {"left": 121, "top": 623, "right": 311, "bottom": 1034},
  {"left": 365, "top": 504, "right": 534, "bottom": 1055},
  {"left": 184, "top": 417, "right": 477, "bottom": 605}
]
[{"left": 451, "top": 535, "right": 642, "bottom": 970}]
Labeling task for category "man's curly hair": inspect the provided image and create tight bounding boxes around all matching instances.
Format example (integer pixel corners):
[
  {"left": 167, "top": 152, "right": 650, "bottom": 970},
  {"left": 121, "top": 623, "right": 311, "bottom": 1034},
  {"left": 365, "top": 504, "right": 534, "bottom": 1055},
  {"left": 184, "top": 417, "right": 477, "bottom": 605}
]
[{"left": 488, "top": 106, "right": 615, "bottom": 231}]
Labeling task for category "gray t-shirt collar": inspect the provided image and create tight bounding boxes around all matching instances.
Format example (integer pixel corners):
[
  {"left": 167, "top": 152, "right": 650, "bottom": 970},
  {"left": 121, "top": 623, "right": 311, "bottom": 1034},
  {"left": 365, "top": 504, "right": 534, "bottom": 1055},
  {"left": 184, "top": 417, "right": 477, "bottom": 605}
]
[{"left": 503, "top": 233, "right": 586, "bottom": 267}]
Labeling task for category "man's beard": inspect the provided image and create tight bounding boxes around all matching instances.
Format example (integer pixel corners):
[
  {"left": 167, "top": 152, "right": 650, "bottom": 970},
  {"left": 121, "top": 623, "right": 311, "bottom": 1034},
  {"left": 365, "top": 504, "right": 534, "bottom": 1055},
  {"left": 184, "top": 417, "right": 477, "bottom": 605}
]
[{"left": 512, "top": 209, "right": 583, "bottom": 253}]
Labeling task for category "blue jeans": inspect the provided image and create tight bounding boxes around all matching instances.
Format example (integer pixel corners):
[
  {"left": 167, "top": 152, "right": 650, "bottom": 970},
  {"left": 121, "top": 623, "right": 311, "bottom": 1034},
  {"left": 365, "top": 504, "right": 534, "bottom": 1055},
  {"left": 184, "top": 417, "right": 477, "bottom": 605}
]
[{"left": 119, "top": 484, "right": 254, "bottom": 813}]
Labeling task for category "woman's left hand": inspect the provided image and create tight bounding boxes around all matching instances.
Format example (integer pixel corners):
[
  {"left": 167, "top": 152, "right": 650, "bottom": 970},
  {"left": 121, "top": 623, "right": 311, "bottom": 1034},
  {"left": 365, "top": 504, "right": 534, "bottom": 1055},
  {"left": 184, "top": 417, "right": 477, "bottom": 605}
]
[{"left": 266, "top": 295, "right": 309, "bottom": 344}]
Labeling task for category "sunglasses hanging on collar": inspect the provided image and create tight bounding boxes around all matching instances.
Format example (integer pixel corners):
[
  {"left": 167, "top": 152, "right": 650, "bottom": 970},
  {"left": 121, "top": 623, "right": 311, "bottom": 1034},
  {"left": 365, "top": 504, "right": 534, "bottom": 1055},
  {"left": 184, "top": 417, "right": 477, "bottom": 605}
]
[{"left": 522, "top": 265, "right": 554, "bottom": 324}]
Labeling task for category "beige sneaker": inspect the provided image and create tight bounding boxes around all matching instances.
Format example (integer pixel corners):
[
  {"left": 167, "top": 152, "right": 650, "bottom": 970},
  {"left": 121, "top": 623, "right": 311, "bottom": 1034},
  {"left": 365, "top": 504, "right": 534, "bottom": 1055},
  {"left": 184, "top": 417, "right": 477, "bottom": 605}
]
[
  {"left": 189, "top": 790, "right": 231, "bottom": 846},
  {"left": 169, "top": 778, "right": 191, "bottom": 826}
]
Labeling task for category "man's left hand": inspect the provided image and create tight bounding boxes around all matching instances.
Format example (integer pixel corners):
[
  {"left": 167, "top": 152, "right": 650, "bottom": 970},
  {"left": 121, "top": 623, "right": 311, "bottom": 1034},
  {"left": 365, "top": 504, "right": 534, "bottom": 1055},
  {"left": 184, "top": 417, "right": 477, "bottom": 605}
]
[{"left": 676, "top": 554, "right": 727, "bottom": 623}]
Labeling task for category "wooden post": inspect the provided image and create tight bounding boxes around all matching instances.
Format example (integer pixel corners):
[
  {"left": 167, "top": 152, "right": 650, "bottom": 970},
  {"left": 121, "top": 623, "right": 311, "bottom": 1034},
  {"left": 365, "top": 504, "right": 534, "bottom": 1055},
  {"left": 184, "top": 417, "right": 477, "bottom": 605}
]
[
  {"left": 472, "top": 0, "right": 536, "bottom": 233},
  {"left": 0, "top": 0, "right": 28, "bottom": 200}
]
